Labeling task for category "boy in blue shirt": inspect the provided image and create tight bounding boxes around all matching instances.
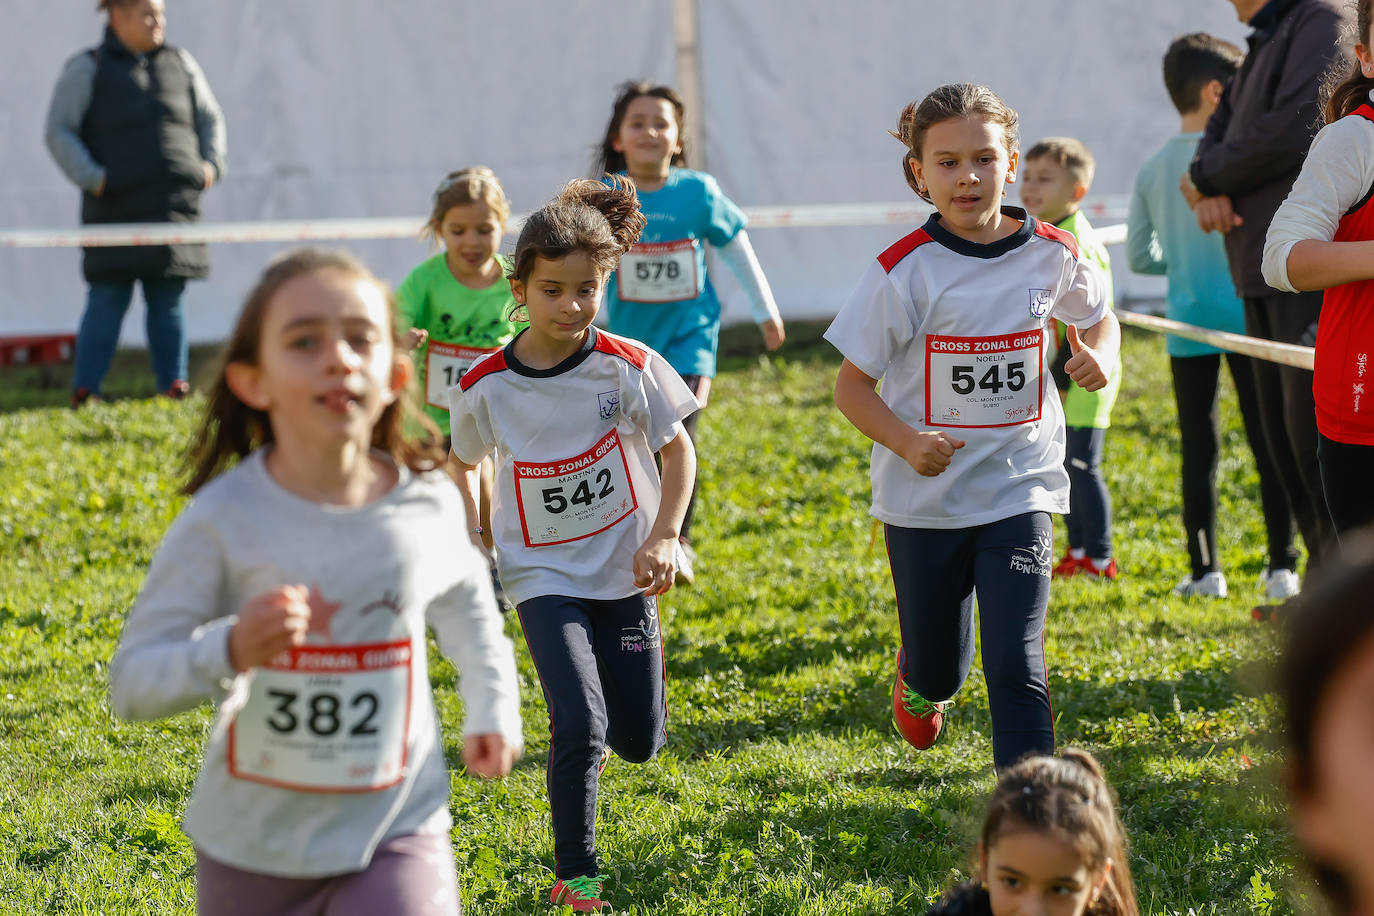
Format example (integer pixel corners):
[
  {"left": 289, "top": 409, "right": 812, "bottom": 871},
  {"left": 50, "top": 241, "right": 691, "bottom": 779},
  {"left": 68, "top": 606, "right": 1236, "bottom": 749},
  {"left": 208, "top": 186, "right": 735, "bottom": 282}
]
[{"left": 1126, "top": 32, "right": 1299, "bottom": 602}]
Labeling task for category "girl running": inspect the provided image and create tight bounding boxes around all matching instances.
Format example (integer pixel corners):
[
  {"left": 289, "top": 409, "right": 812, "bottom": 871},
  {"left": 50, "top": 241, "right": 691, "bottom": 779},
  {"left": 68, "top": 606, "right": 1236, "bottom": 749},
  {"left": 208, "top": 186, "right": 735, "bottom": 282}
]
[
  {"left": 924, "top": 750, "right": 1139, "bottom": 916},
  {"left": 594, "top": 80, "right": 784, "bottom": 583},
  {"left": 1281, "top": 536, "right": 1374, "bottom": 916},
  {"left": 448, "top": 177, "right": 698, "bottom": 913},
  {"left": 1263, "top": 0, "right": 1374, "bottom": 538},
  {"left": 398, "top": 167, "right": 524, "bottom": 600},
  {"left": 109, "top": 247, "right": 523, "bottom": 916},
  {"left": 827, "top": 84, "right": 1120, "bottom": 769}
]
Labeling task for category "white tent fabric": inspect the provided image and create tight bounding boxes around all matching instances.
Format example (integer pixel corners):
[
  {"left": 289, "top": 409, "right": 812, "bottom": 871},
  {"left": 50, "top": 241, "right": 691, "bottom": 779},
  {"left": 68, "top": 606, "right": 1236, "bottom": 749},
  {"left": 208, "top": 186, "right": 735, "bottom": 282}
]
[{"left": 1, "top": 1, "right": 1245, "bottom": 344}]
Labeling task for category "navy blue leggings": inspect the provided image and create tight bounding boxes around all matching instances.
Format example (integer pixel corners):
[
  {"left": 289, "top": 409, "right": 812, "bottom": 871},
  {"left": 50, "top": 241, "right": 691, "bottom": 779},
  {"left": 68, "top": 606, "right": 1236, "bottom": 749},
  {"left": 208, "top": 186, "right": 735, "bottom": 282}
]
[
  {"left": 1064, "top": 426, "right": 1112, "bottom": 558},
  {"left": 886, "top": 512, "right": 1055, "bottom": 770},
  {"left": 517, "top": 593, "right": 667, "bottom": 879}
]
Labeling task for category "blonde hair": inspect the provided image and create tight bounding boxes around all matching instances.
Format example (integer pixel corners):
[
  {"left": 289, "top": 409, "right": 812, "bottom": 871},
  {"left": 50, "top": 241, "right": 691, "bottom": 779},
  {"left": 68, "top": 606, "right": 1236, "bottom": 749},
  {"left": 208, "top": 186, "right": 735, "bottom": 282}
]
[
  {"left": 1025, "top": 137, "right": 1096, "bottom": 191},
  {"left": 891, "top": 84, "right": 1020, "bottom": 203},
  {"left": 423, "top": 166, "right": 511, "bottom": 245}
]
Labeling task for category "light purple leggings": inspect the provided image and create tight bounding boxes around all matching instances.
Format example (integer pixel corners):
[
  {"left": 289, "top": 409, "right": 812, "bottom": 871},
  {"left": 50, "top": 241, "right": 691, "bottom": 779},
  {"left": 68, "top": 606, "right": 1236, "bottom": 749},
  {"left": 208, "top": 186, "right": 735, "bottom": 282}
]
[{"left": 196, "top": 832, "right": 460, "bottom": 916}]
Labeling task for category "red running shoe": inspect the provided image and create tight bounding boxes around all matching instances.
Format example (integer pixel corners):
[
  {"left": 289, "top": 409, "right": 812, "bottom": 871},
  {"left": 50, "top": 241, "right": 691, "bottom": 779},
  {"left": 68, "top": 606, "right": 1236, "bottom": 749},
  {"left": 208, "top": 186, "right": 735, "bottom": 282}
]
[
  {"left": 1051, "top": 550, "right": 1082, "bottom": 578},
  {"left": 1079, "top": 556, "right": 1119, "bottom": 580},
  {"left": 892, "top": 648, "right": 948, "bottom": 750},
  {"left": 549, "top": 874, "right": 611, "bottom": 912}
]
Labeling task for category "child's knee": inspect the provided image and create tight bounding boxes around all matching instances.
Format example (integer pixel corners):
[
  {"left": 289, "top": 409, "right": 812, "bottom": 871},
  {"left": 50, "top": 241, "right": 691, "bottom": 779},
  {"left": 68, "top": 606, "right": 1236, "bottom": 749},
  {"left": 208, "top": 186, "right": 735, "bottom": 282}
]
[{"left": 606, "top": 724, "right": 665, "bottom": 764}]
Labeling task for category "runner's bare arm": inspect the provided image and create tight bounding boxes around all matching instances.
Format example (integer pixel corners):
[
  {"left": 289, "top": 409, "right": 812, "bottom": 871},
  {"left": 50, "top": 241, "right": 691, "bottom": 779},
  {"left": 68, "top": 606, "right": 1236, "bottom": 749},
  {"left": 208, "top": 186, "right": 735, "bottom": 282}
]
[
  {"left": 833, "top": 359, "right": 963, "bottom": 477},
  {"left": 634, "top": 429, "right": 697, "bottom": 595},
  {"left": 449, "top": 453, "right": 487, "bottom": 550}
]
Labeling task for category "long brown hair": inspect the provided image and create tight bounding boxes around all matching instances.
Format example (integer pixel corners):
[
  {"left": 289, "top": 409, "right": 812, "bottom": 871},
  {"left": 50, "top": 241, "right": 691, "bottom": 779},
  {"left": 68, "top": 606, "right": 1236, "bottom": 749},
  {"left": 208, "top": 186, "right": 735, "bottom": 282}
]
[
  {"left": 980, "top": 749, "right": 1139, "bottom": 916},
  {"left": 594, "top": 80, "right": 689, "bottom": 176},
  {"left": 184, "top": 248, "right": 443, "bottom": 494},
  {"left": 508, "top": 176, "right": 645, "bottom": 289},
  {"left": 890, "top": 84, "right": 1020, "bottom": 203},
  {"left": 1322, "top": 0, "right": 1373, "bottom": 123}
]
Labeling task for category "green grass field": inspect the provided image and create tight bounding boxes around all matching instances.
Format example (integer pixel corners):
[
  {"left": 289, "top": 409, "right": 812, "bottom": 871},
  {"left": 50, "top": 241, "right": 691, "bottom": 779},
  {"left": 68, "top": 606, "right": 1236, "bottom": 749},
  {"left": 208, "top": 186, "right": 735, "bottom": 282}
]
[{"left": 0, "top": 323, "right": 1313, "bottom": 914}]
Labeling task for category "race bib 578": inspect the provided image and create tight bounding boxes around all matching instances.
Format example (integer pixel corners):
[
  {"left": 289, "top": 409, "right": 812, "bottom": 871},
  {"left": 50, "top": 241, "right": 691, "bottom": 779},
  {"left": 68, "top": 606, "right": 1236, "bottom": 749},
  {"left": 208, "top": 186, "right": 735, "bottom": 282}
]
[{"left": 617, "top": 239, "right": 699, "bottom": 303}]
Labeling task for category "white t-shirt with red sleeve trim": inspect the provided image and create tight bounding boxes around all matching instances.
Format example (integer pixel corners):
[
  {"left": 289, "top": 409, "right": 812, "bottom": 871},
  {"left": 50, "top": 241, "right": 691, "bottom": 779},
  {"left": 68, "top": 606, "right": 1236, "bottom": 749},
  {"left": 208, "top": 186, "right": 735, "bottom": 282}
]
[
  {"left": 449, "top": 328, "right": 699, "bottom": 605},
  {"left": 824, "top": 207, "right": 1109, "bottom": 529}
]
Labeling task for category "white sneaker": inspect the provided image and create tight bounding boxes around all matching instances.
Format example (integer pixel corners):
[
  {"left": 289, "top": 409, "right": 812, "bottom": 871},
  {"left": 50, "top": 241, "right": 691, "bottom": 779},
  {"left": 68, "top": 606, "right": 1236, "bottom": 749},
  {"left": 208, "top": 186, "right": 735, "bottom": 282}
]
[
  {"left": 673, "top": 539, "right": 696, "bottom": 586},
  {"left": 1261, "top": 567, "right": 1300, "bottom": 601},
  {"left": 1173, "top": 571, "right": 1228, "bottom": 598}
]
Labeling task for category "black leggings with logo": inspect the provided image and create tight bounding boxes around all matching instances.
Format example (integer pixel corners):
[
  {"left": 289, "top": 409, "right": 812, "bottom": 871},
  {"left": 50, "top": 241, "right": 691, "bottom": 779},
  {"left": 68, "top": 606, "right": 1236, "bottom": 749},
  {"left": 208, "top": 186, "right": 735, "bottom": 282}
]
[
  {"left": 885, "top": 511, "right": 1055, "bottom": 770},
  {"left": 516, "top": 593, "right": 667, "bottom": 880}
]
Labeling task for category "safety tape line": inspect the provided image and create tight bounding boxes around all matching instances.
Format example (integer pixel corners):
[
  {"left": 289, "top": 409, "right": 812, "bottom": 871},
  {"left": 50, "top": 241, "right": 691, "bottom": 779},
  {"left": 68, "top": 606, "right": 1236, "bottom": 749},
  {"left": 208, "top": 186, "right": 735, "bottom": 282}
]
[
  {"left": 0, "top": 196, "right": 1133, "bottom": 248},
  {"left": 1117, "top": 310, "right": 1314, "bottom": 370}
]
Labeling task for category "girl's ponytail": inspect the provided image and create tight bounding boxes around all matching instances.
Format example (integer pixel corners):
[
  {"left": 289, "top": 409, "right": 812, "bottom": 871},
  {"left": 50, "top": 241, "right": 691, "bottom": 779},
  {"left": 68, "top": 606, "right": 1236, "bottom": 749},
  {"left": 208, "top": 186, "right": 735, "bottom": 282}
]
[
  {"left": 556, "top": 175, "right": 646, "bottom": 256},
  {"left": 509, "top": 177, "right": 646, "bottom": 284}
]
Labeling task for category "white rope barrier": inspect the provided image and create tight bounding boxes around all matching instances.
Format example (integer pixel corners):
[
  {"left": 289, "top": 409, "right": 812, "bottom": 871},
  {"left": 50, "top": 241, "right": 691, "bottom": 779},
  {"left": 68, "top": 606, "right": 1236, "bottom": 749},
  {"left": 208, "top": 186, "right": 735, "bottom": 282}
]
[
  {"left": 1116, "top": 311, "right": 1314, "bottom": 370},
  {"left": 0, "top": 194, "right": 1317, "bottom": 370},
  {"left": 0, "top": 196, "right": 1133, "bottom": 248}
]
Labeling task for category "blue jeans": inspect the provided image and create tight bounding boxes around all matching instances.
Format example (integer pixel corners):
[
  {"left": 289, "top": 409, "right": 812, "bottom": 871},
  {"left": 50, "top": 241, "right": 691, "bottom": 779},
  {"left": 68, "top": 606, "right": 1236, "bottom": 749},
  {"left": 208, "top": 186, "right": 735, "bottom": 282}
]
[{"left": 74, "top": 277, "right": 188, "bottom": 394}]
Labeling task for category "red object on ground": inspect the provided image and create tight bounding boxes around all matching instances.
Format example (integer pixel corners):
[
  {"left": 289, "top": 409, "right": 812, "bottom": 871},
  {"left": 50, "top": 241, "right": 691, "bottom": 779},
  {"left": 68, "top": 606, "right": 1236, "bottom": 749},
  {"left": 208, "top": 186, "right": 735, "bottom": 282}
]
[{"left": 0, "top": 334, "right": 76, "bottom": 367}]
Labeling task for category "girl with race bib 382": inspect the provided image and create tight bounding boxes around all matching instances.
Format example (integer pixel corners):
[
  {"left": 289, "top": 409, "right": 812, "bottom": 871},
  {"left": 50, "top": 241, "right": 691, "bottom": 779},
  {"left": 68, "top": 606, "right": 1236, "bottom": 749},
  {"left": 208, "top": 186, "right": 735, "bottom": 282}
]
[
  {"left": 594, "top": 80, "right": 784, "bottom": 584},
  {"left": 826, "top": 84, "right": 1120, "bottom": 771},
  {"left": 109, "top": 247, "right": 523, "bottom": 916},
  {"left": 447, "top": 177, "right": 697, "bottom": 913}
]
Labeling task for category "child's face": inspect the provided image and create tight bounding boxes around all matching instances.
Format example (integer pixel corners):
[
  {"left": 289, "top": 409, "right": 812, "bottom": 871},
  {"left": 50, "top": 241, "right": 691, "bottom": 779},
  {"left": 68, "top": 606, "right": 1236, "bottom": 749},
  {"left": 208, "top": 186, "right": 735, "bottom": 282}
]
[
  {"left": 1019, "top": 157, "right": 1084, "bottom": 224},
  {"left": 1293, "top": 630, "right": 1374, "bottom": 912},
  {"left": 439, "top": 201, "right": 502, "bottom": 276},
  {"left": 613, "top": 95, "right": 682, "bottom": 174},
  {"left": 981, "top": 830, "right": 1110, "bottom": 916},
  {"left": 911, "top": 116, "right": 1018, "bottom": 244},
  {"left": 509, "top": 251, "right": 605, "bottom": 353},
  {"left": 229, "top": 268, "right": 403, "bottom": 449}
]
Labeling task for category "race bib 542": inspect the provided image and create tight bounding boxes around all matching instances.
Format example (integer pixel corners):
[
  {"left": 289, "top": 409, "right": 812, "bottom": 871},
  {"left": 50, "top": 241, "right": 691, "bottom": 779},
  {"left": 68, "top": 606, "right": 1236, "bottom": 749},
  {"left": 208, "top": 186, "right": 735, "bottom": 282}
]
[{"left": 513, "top": 429, "right": 638, "bottom": 546}]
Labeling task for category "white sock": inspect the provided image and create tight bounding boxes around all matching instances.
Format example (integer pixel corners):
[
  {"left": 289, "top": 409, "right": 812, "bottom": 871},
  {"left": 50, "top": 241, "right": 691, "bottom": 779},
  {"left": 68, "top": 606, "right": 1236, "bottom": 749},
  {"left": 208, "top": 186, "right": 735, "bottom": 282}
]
[
  {"left": 1091, "top": 556, "right": 1112, "bottom": 568},
  {"left": 1069, "top": 548, "right": 1086, "bottom": 559}
]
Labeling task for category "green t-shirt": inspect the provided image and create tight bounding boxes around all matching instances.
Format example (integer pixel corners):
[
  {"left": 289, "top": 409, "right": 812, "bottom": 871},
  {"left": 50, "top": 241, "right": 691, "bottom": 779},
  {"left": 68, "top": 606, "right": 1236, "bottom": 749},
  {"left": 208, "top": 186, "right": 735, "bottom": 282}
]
[
  {"left": 1055, "top": 210, "right": 1120, "bottom": 429},
  {"left": 396, "top": 252, "right": 523, "bottom": 425}
]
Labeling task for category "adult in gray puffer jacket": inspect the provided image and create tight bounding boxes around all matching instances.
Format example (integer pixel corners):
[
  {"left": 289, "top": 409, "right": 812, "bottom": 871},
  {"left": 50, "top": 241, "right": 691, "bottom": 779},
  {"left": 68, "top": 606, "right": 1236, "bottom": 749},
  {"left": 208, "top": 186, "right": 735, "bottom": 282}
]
[{"left": 45, "top": 0, "right": 226, "bottom": 407}]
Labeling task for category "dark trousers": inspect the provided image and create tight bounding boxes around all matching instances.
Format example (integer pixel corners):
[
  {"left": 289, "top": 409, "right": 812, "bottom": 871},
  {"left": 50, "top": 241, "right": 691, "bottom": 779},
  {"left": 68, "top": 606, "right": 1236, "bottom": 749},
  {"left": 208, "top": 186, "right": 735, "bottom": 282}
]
[
  {"left": 1064, "top": 426, "right": 1112, "bottom": 558},
  {"left": 1171, "top": 353, "right": 1297, "bottom": 577},
  {"left": 517, "top": 593, "right": 667, "bottom": 879},
  {"left": 885, "top": 512, "right": 1055, "bottom": 770},
  {"left": 1242, "top": 292, "right": 1334, "bottom": 573},
  {"left": 1317, "top": 434, "right": 1374, "bottom": 538}
]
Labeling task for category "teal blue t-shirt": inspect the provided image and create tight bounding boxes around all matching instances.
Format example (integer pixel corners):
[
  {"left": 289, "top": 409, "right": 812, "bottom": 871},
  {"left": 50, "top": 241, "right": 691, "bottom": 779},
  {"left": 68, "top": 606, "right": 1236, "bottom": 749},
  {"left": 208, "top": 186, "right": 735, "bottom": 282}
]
[
  {"left": 1126, "top": 133, "right": 1247, "bottom": 357},
  {"left": 604, "top": 168, "right": 746, "bottom": 378}
]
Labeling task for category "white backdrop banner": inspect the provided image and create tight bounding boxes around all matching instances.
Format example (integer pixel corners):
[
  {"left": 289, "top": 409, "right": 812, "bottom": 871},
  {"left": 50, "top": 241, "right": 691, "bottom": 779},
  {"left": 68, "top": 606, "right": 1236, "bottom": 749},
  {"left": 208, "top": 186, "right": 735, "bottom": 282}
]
[{"left": 1, "top": 1, "right": 1245, "bottom": 343}]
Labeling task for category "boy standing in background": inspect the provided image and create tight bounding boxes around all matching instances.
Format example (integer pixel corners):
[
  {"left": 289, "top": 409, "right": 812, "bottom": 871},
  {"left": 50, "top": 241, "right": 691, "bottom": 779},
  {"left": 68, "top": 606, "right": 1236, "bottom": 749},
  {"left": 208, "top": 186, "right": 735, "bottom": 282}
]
[
  {"left": 1127, "top": 33, "right": 1298, "bottom": 603},
  {"left": 1022, "top": 138, "right": 1121, "bottom": 580}
]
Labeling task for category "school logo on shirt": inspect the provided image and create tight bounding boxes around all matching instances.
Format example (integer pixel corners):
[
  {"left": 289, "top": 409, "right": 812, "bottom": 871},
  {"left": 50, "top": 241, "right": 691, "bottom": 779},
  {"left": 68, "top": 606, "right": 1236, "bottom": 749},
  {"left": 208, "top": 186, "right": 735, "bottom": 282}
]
[
  {"left": 597, "top": 389, "right": 621, "bottom": 420},
  {"left": 1028, "top": 288, "right": 1053, "bottom": 319}
]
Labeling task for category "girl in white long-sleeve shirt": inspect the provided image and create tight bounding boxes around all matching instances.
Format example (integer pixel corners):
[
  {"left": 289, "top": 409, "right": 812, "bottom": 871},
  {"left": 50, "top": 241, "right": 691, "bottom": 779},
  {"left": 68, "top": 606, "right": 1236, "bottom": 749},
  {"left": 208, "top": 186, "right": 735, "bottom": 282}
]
[
  {"left": 1262, "top": 0, "right": 1374, "bottom": 538},
  {"left": 110, "top": 247, "right": 523, "bottom": 915}
]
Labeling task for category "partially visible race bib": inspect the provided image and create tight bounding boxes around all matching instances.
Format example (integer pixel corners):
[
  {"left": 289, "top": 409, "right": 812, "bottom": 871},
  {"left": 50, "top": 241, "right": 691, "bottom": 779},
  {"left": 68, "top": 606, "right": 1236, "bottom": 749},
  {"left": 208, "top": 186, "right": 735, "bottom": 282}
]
[
  {"left": 513, "top": 428, "right": 638, "bottom": 547},
  {"left": 228, "top": 640, "right": 413, "bottom": 793},
  {"left": 617, "top": 239, "right": 698, "bottom": 303},
  {"left": 426, "top": 342, "right": 500, "bottom": 409},
  {"left": 925, "top": 331, "right": 1043, "bottom": 428}
]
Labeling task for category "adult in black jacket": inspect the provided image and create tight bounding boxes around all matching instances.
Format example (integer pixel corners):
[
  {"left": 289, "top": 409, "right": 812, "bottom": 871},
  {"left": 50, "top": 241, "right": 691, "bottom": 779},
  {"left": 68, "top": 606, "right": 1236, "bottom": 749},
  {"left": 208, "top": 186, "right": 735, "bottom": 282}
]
[
  {"left": 1181, "top": 0, "right": 1346, "bottom": 584},
  {"left": 44, "top": 0, "right": 226, "bottom": 406}
]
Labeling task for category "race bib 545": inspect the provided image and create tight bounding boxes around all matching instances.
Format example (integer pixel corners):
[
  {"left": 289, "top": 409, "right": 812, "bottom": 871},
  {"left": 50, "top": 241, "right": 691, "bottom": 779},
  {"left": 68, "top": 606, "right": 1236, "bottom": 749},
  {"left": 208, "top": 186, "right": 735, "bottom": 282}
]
[{"left": 925, "top": 331, "right": 1043, "bottom": 428}]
